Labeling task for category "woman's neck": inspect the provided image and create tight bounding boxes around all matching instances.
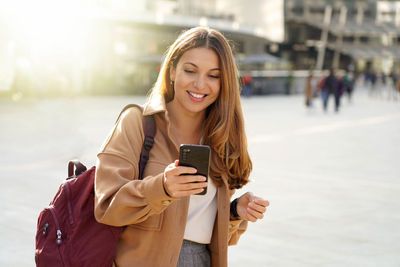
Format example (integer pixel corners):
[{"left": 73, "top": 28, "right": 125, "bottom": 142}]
[{"left": 167, "top": 104, "right": 206, "bottom": 145}]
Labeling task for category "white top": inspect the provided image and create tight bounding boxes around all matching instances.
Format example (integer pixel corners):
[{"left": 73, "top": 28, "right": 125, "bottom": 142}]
[{"left": 183, "top": 177, "right": 218, "bottom": 244}]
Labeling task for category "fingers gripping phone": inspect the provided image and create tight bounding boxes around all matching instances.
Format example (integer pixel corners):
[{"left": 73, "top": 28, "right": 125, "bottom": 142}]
[{"left": 179, "top": 144, "right": 210, "bottom": 195}]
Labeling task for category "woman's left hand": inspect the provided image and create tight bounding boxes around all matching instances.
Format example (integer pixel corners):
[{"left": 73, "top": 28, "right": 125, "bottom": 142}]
[{"left": 236, "top": 192, "right": 269, "bottom": 222}]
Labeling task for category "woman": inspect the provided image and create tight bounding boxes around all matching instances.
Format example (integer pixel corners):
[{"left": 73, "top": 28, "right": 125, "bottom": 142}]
[
  {"left": 94, "top": 26, "right": 269, "bottom": 267},
  {"left": 305, "top": 71, "right": 314, "bottom": 107}
]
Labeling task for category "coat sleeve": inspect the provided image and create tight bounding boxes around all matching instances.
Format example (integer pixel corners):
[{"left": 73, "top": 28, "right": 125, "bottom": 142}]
[
  {"left": 227, "top": 189, "right": 248, "bottom": 246},
  {"left": 228, "top": 219, "right": 248, "bottom": 246},
  {"left": 94, "top": 108, "right": 175, "bottom": 227}
]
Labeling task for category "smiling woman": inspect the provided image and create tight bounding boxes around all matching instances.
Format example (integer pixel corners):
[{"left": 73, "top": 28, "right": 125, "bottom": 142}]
[{"left": 94, "top": 26, "right": 269, "bottom": 267}]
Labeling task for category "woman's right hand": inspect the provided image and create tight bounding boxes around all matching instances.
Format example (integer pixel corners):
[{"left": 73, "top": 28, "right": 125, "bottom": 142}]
[{"left": 163, "top": 160, "right": 207, "bottom": 198}]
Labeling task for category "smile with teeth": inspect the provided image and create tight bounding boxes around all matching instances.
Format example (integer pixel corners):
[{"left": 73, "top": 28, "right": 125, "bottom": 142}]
[{"left": 187, "top": 91, "right": 207, "bottom": 99}]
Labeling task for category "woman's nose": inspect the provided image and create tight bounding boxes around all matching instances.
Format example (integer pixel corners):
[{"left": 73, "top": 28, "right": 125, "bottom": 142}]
[{"left": 194, "top": 75, "right": 206, "bottom": 90}]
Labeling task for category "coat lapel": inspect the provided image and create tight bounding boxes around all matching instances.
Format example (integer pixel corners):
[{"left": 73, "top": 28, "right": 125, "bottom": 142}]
[{"left": 209, "top": 174, "right": 230, "bottom": 267}]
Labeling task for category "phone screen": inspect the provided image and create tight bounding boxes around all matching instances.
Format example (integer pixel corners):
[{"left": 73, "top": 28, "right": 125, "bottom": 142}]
[{"left": 179, "top": 144, "right": 210, "bottom": 195}]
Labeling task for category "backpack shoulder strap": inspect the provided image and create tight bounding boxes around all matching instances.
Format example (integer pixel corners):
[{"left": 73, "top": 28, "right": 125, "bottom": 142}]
[{"left": 118, "top": 104, "right": 156, "bottom": 180}]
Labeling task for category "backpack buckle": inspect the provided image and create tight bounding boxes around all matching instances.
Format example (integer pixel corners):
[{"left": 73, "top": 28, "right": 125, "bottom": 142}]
[{"left": 143, "top": 136, "right": 154, "bottom": 151}]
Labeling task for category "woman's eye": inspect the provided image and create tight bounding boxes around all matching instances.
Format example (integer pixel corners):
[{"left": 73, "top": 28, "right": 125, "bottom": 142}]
[
  {"left": 209, "top": 74, "right": 220, "bottom": 79},
  {"left": 184, "top": 70, "right": 194, "bottom": 74}
]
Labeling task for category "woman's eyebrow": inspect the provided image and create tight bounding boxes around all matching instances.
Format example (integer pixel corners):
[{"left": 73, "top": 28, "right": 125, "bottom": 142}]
[
  {"left": 183, "top": 62, "right": 197, "bottom": 67},
  {"left": 183, "top": 62, "right": 220, "bottom": 71}
]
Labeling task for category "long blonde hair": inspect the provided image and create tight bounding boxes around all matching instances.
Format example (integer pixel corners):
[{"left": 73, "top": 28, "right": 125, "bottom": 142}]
[{"left": 150, "top": 27, "right": 251, "bottom": 189}]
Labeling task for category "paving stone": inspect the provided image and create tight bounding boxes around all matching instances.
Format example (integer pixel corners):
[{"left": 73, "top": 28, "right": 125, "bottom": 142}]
[{"left": 1, "top": 87, "right": 399, "bottom": 266}]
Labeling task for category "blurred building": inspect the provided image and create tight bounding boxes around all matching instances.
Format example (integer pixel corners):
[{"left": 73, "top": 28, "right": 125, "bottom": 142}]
[
  {"left": 272, "top": 0, "right": 400, "bottom": 73},
  {"left": 0, "top": 0, "right": 284, "bottom": 95},
  {"left": 89, "top": 0, "right": 286, "bottom": 94},
  {"left": 2, "top": 0, "right": 399, "bottom": 96}
]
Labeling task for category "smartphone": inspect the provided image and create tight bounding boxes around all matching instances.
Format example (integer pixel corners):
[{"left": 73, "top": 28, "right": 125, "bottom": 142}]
[{"left": 179, "top": 144, "right": 210, "bottom": 195}]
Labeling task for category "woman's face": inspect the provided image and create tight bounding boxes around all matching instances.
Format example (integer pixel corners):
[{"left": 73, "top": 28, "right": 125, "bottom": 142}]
[{"left": 170, "top": 47, "right": 221, "bottom": 116}]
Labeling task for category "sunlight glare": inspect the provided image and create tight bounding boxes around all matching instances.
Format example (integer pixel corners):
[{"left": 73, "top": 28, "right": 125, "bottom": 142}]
[{"left": 5, "top": 0, "right": 91, "bottom": 64}]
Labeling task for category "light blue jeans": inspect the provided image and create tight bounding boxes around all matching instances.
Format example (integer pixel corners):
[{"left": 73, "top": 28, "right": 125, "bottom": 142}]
[
  {"left": 321, "top": 90, "right": 329, "bottom": 110},
  {"left": 177, "top": 240, "right": 210, "bottom": 267}
]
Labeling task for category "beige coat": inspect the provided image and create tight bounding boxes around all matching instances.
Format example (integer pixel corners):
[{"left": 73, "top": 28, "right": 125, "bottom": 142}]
[{"left": 94, "top": 94, "right": 248, "bottom": 267}]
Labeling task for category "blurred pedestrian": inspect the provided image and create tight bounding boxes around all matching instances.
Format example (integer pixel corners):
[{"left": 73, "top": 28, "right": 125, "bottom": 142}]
[
  {"left": 369, "top": 71, "right": 379, "bottom": 97},
  {"left": 285, "top": 68, "right": 294, "bottom": 95},
  {"left": 389, "top": 70, "right": 399, "bottom": 100},
  {"left": 380, "top": 71, "right": 387, "bottom": 86},
  {"left": 241, "top": 73, "right": 253, "bottom": 97},
  {"left": 391, "top": 70, "right": 398, "bottom": 88},
  {"left": 321, "top": 69, "right": 341, "bottom": 112},
  {"left": 94, "top": 26, "right": 269, "bottom": 267},
  {"left": 364, "top": 69, "right": 373, "bottom": 87},
  {"left": 342, "top": 71, "right": 354, "bottom": 103},
  {"left": 304, "top": 70, "right": 314, "bottom": 108}
]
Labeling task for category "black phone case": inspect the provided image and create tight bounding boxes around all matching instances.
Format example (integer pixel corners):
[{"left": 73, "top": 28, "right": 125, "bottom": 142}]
[{"left": 179, "top": 144, "right": 210, "bottom": 195}]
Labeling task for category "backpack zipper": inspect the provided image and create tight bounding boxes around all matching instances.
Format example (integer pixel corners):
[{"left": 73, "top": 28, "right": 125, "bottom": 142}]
[
  {"left": 64, "top": 182, "right": 75, "bottom": 225},
  {"left": 47, "top": 206, "right": 66, "bottom": 266},
  {"left": 49, "top": 206, "right": 63, "bottom": 245},
  {"left": 42, "top": 222, "right": 49, "bottom": 236}
]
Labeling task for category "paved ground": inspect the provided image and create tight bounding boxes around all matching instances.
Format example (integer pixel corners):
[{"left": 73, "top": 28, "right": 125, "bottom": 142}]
[{"left": 1, "top": 85, "right": 399, "bottom": 266}]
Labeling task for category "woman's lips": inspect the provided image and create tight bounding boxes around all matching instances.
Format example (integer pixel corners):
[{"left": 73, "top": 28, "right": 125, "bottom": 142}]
[{"left": 187, "top": 91, "right": 207, "bottom": 102}]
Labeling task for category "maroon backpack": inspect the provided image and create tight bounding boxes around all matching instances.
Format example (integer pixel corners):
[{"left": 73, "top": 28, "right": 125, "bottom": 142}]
[{"left": 35, "top": 105, "right": 156, "bottom": 267}]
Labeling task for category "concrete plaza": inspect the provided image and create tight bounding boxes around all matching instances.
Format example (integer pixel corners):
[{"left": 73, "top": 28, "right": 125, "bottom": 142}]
[{"left": 1, "top": 86, "right": 399, "bottom": 266}]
